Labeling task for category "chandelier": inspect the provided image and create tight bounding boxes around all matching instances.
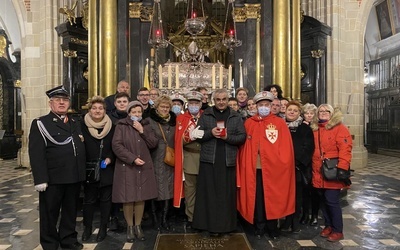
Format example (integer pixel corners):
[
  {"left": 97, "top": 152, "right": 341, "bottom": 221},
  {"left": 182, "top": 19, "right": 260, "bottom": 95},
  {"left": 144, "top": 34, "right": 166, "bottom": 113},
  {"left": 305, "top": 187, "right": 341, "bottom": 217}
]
[
  {"left": 185, "top": 0, "right": 206, "bottom": 36},
  {"left": 222, "top": 0, "right": 242, "bottom": 53},
  {"left": 148, "top": 0, "right": 168, "bottom": 49}
]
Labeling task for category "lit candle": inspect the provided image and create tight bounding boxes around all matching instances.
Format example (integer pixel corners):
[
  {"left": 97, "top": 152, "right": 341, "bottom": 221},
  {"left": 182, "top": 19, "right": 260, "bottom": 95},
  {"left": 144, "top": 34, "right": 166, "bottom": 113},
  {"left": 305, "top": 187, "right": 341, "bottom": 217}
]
[
  {"left": 239, "top": 59, "right": 243, "bottom": 88},
  {"left": 219, "top": 65, "right": 223, "bottom": 89},
  {"left": 228, "top": 65, "right": 232, "bottom": 90},
  {"left": 158, "top": 64, "right": 163, "bottom": 88},
  {"left": 211, "top": 65, "right": 216, "bottom": 89},
  {"left": 150, "top": 48, "right": 155, "bottom": 57},
  {"left": 168, "top": 65, "right": 172, "bottom": 89},
  {"left": 175, "top": 65, "right": 180, "bottom": 89}
]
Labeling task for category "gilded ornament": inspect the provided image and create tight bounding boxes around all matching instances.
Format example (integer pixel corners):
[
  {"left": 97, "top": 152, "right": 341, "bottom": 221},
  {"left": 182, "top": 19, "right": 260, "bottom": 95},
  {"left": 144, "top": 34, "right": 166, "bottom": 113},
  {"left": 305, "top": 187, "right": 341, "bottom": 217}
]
[
  {"left": 14, "top": 80, "right": 22, "bottom": 88},
  {"left": 63, "top": 49, "right": 77, "bottom": 58},
  {"left": 59, "top": 0, "right": 78, "bottom": 26},
  {"left": 245, "top": 4, "right": 261, "bottom": 20},
  {"left": 311, "top": 49, "right": 324, "bottom": 58},
  {"left": 0, "top": 35, "right": 6, "bottom": 57},
  {"left": 234, "top": 7, "right": 247, "bottom": 23},
  {"left": 71, "top": 37, "right": 88, "bottom": 45},
  {"left": 81, "top": 2, "right": 89, "bottom": 30}
]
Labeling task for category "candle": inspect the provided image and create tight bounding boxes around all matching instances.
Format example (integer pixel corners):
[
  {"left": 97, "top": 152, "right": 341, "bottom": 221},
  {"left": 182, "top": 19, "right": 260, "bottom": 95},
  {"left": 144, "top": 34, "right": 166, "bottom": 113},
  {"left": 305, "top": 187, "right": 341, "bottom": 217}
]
[
  {"left": 239, "top": 59, "right": 243, "bottom": 88},
  {"left": 175, "top": 65, "right": 180, "bottom": 89},
  {"left": 168, "top": 65, "right": 172, "bottom": 89},
  {"left": 158, "top": 64, "right": 163, "bottom": 88},
  {"left": 228, "top": 65, "right": 232, "bottom": 90},
  {"left": 150, "top": 48, "right": 155, "bottom": 57},
  {"left": 212, "top": 65, "right": 216, "bottom": 89},
  {"left": 219, "top": 65, "right": 223, "bottom": 89}
]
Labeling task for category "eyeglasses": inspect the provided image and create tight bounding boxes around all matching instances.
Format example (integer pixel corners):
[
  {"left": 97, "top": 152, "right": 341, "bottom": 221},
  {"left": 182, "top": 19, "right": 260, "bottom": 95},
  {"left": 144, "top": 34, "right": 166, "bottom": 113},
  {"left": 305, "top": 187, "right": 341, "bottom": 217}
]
[
  {"left": 150, "top": 94, "right": 159, "bottom": 97},
  {"left": 319, "top": 110, "right": 330, "bottom": 114},
  {"left": 215, "top": 98, "right": 228, "bottom": 103},
  {"left": 138, "top": 94, "right": 150, "bottom": 97}
]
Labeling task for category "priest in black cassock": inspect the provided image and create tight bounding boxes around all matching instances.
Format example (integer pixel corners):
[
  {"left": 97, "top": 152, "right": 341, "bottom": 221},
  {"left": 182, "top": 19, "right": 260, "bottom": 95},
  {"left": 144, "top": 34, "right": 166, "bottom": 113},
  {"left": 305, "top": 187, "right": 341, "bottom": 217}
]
[{"left": 192, "top": 89, "right": 246, "bottom": 236}]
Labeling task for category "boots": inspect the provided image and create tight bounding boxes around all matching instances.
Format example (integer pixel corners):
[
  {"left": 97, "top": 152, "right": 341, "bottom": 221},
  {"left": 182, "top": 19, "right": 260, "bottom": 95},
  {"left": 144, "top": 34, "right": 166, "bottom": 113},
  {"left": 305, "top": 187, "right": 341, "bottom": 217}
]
[
  {"left": 97, "top": 224, "right": 107, "bottom": 242},
  {"left": 161, "top": 200, "right": 170, "bottom": 230},
  {"left": 151, "top": 200, "right": 159, "bottom": 229},
  {"left": 300, "top": 212, "right": 309, "bottom": 225},
  {"left": 134, "top": 225, "right": 146, "bottom": 241},
  {"left": 127, "top": 226, "right": 135, "bottom": 242}
]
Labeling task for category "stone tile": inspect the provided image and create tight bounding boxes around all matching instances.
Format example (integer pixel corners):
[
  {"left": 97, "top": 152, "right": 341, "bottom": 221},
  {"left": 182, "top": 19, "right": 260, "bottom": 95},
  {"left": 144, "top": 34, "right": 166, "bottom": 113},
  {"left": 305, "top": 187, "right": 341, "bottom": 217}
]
[
  {"left": 357, "top": 225, "right": 373, "bottom": 230},
  {"left": 17, "top": 209, "right": 33, "bottom": 213},
  {"left": 379, "top": 239, "right": 400, "bottom": 246},
  {"left": 297, "top": 240, "right": 316, "bottom": 246},
  {"left": 0, "top": 245, "right": 12, "bottom": 250},
  {"left": 340, "top": 239, "right": 359, "bottom": 246},
  {"left": 12, "top": 229, "right": 33, "bottom": 236},
  {"left": 0, "top": 218, "right": 15, "bottom": 223}
]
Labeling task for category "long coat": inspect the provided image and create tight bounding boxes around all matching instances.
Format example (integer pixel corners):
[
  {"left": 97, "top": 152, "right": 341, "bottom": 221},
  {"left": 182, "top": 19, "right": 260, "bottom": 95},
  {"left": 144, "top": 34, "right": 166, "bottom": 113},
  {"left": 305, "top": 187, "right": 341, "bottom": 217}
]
[
  {"left": 112, "top": 117, "right": 158, "bottom": 203},
  {"left": 81, "top": 118, "right": 115, "bottom": 187},
  {"left": 29, "top": 112, "right": 86, "bottom": 185},
  {"left": 237, "top": 114, "right": 295, "bottom": 222},
  {"left": 148, "top": 108, "right": 176, "bottom": 200},
  {"left": 310, "top": 109, "right": 352, "bottom": 189}
]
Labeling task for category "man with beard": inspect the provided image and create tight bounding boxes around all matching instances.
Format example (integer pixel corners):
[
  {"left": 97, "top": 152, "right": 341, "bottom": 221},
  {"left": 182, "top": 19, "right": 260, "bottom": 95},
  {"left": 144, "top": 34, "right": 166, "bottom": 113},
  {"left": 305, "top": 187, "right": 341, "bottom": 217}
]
[{"left": 192, "top": 89, "right": 246, "bottom": 236}]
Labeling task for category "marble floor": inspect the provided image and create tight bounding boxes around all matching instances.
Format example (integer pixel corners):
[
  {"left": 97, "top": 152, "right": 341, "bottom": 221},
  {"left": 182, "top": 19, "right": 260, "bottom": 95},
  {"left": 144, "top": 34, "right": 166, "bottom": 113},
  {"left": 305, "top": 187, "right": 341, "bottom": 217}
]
[{"left": 0, "top": 153, "right": 400, "bottom": 250}]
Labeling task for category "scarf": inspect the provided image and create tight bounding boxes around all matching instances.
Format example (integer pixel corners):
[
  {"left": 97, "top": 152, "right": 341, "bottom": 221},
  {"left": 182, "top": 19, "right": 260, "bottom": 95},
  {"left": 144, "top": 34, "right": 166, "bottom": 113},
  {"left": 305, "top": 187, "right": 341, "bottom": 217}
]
[
  {"left": 238, "top": 100, "right": 248, "bottom": 109},
  {"left": 84, "top": 113, "right": 112, "bottom": 139},
  {"left": 286, "top": 116, "right": 303, "bottom": 132},
  {"left": 156, "top": 109, "right": 171, "bottom": 122}
]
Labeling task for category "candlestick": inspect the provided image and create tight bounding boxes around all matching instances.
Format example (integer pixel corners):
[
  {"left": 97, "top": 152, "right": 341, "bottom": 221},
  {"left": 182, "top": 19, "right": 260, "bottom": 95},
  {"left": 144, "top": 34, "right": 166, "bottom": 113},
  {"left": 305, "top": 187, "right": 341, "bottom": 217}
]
[
  {"left": 212, "top": 65, "right": 216, "bottom": 89},
  {"left": 239, "top": 59, "right": 243, "bottom": 88},
  {"left": 219, "top": 65, "right": 223, "bottom": 89},
  {"left": 168, "top": 65, "right": 172, "bottom": 89},
  {"left": 228, "top": 65, "right": 232, "bottom": 90},
  {"left": 158, "top": 64, "right": 163, "bottom": 88},
  {"left": 175, "top": 65, "right": 180, "bottom": 89}
]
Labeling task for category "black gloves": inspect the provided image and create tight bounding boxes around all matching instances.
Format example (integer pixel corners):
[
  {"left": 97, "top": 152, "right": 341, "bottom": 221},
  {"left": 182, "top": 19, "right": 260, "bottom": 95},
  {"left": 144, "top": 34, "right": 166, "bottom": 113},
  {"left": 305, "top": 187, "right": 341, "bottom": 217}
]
[{"left": 337, "top": 168, "right": 351, "bottom": 185}]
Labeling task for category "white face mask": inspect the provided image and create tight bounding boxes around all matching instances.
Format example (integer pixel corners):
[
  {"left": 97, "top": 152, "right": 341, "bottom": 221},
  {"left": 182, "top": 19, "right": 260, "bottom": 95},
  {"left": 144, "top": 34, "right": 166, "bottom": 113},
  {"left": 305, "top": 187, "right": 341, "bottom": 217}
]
[
  {"left": 258, "top": 106, "right": 271, "bottom": 117},
  {"left": 130, "top": 116, "right": 142, "bottom": 122},
  {"left": 171, "top": 105, "right": 182, "bottom": 115}
]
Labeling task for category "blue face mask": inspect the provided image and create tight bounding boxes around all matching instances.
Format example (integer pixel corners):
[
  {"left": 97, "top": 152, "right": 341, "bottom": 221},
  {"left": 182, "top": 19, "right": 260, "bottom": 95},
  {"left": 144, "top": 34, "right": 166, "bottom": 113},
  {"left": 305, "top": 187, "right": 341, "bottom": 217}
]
[
  {"left": 171, "top": 105, "right": 182, "bottom": 115},
  {"left": 188, "top": 105, "right": 200, "bottom": 115},
  {"left": 258, "top": 106, "right": 271, "bottom": 117},
  {"left": 130, "top": 116, "right": 142, "bottom": 122},
  {"left": 148, "top": 99, "right": 154, "bottom": 106}
]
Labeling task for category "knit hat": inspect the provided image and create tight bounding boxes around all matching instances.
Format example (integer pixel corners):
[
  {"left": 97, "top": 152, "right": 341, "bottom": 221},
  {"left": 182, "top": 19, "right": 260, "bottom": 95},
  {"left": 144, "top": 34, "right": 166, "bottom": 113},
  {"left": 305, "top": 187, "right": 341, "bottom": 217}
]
[{"left": 126, "top": 100, "right": 143, "bottom": 113}]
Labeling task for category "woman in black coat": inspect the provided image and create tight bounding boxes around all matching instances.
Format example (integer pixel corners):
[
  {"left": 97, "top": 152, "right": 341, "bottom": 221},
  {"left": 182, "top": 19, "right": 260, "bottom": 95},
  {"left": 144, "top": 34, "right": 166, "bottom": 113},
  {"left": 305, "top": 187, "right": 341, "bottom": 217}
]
[
  {"left": 81, "top": 96, "right": 115, "bottom": 242},
  {"left": 281, "top": 100, "right": 315, "bottom": 233}
]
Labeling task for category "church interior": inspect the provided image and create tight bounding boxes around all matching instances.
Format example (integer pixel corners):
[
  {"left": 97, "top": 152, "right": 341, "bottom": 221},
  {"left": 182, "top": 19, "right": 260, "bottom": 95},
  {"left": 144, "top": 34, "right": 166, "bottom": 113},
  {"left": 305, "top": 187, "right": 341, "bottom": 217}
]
[{"left": 0, "top": 0, "right": 400, "bottom": 249}]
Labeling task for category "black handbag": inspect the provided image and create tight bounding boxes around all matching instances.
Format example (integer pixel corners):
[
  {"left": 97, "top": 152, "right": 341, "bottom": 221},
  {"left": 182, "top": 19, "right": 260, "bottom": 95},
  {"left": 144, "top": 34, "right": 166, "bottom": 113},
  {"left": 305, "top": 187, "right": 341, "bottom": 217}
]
[
  {"left": 321, "top": 157, "right": 339, "bottom": 180},
  {"left": 318, "top": 130, "right": 339, "bottom": 181},
  {"left": 86, "top": 139, "right": 103, "bottom": 183}
]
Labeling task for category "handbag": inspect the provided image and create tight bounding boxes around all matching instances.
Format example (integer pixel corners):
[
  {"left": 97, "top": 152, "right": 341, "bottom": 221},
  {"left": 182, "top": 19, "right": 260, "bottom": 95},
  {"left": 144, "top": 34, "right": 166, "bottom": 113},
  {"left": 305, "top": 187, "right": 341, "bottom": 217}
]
[
  {"left": 86, "top": 139, "right": 103, "bottom": 183},
  {"left": 318, "top": 130, "right": 339, "bottom": 181},
  {"left": 158, "top": 123, "right": 175, "bottom": 167}
]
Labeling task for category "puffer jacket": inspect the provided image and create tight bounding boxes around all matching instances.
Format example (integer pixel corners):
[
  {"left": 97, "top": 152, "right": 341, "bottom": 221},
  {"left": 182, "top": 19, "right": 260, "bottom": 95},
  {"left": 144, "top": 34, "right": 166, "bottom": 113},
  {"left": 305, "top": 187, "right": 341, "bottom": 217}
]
[
  {"left": 310, "top": 108, "right": 352, "bottom": 189},
  {"left": 197, "top": 107, "right": 246, "bottom": 166}
]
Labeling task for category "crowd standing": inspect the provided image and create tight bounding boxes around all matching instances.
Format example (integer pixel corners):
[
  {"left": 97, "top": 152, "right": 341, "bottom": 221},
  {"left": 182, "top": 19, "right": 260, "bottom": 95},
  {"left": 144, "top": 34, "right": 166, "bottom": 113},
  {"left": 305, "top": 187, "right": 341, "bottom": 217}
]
[{"left": 28, "top": 83, "right": 352, "bottom": 250}]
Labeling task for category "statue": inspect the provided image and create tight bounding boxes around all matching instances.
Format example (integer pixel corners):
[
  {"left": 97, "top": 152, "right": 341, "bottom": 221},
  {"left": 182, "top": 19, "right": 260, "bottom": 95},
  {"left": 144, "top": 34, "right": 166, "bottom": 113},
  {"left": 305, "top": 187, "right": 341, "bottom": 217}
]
[{"left": 59, "top": 0, "right": 78, "bottom": 26}]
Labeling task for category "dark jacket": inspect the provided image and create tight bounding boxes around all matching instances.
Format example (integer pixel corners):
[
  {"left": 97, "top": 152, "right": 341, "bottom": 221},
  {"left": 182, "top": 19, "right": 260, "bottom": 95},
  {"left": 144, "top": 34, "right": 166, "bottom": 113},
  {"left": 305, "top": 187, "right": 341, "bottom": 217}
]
[
  {"left": 112, "top": 117, "right": 158, "bottom": 203},
  {"left": 104, "top": 93, "right": 117, "bottom": 114},
  {"left": 148, "top": 108, "right": 176, "bottom": 200},
  {"left": 81, "top": 118, "right": 116, "bottom": 186},
  {"left": 197, "top": 106, "right": 246, "bottom": 166},
  {"left": 109, "top": 110, "right": 128, "bottom": 125},
  {"left": 28, "top": 112, "right": 86, "bottom": 185}
]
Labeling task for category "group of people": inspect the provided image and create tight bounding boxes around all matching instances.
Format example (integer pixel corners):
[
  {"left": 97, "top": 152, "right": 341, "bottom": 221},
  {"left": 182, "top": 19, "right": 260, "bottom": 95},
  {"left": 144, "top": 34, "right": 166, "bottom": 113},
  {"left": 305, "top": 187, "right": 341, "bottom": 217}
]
[{"left": 28, "top": 82, "right": 353, "bottom": 250}]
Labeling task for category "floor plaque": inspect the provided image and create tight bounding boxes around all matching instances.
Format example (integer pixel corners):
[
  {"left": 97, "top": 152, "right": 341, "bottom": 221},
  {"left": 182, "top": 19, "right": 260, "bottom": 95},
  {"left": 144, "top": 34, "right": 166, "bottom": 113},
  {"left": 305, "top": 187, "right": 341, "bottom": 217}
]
[{"left": 154, "top": 233, "right": 252, "bottom": 250}]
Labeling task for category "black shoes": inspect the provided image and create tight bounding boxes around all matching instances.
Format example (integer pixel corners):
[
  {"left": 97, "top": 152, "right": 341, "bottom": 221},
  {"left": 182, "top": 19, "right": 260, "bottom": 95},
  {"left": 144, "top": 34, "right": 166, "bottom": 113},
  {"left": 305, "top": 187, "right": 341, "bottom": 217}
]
[
  {"left": 126, "top": 226, "right": 135, "bottom": 242},
  {"left": 81, "top": 227, "right": 92, "bottom": 241},
  {"left": 60, "top": 242, "right": 83, "bottom": 250},
  {"left": 109, "top": 217, "right": 119, "bottom": 231},
  {"left": 134, "top": 225, "right": 146, "bottom": 241},
  {"left": 96, "top": 225, "right": 107, "bottom": 242},
  {"left": 300, "top": 214, "right": 310, "bottom": 225},
  {"left": 310, "top": 216, "right": 318, "bottom": 226},
  {"left": 255, "top": 228, "right": 265, "bottom": 240}
]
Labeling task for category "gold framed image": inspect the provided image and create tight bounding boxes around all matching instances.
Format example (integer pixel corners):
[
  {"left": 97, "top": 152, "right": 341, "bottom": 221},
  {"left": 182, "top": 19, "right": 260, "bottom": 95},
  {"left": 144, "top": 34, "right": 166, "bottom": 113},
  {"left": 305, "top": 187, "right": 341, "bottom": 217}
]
[{"left": 376, "top": 0, "right": 394, "bottom": 39}]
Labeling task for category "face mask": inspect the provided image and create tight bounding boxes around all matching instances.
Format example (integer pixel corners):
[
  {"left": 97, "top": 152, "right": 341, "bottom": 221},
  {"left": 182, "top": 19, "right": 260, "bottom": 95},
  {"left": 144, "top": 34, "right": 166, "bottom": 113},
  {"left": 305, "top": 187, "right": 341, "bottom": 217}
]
[
  {"left": 258, "top": 106, "right": 271, "bottom": 117},
  {"left": 130, "top": 116, "right": 142, "bottom": 122},
  {"left": 188, "top": 105, "right": 200, "bottom": 115},
  {"left": 148, "top": 99, "right": 154, "bottom": 106},
  {"left": 171, "top": 105, "right": 182, "bottom": 115}
]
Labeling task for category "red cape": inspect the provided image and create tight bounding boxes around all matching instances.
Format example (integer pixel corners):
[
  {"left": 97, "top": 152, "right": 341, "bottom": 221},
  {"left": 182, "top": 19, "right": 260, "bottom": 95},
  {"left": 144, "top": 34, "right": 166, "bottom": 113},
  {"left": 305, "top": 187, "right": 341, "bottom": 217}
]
[
  {"left": 237, "top": 114, "right": 295, "bottom": 222},
  {"left": 173, "top": 111, "right": 198, "bottom": 207}
]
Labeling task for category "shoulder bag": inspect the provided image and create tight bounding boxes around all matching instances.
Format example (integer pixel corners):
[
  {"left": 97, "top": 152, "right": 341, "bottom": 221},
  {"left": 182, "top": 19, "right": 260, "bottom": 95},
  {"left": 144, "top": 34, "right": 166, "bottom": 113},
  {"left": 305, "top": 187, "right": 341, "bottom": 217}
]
[
  {"left": 318, "top": 130, "right": 339, "bottom": 181},
  {"left": 158, "top": 123, "right": 175, "bottom": 167},
  {"left": 86, "top": 139, "right": 103, "bottom": 183}
]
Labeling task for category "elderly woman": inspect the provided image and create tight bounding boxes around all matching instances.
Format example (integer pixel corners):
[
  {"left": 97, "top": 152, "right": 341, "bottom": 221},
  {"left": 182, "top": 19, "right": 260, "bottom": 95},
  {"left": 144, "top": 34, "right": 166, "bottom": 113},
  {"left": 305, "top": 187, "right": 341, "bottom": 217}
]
[
  {"left": 149, "top": 95, "right": 177, "bottom": 230},
  {"left": 112, "top": 101, "right": 158, "bottom": 242},
  {"left": 280, "top": 101, "right": 314, "bottom": 233},
  {"left": 301, "top": 103, "right": 319, "bottom": 226},
  {"left": 310, "top": 104, "right": 352, "bottom": 242},
  {"left": 81, "top": 96, "right": 115, "bottom": 242}
]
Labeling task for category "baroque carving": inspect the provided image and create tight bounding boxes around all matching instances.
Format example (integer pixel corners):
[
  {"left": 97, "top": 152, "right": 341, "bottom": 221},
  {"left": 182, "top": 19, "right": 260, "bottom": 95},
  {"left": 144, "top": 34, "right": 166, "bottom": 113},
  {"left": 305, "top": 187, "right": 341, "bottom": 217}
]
[
  {"left": 129, "top": 2, "right": 153, "bottom": 22},
  {"left": 245, "top": 4, "right": 261, "bottom": 20},
  {"left": 0, "top": 35, "right": 6, "bottom": 57},
  {"left": 81, "top": 2, "right": 89, "bottom": 30},
  {"left": 71, "top": 37, "right": 88, "bottom": 46},
  {"left": 63, "top": 49, "right": 77, "bottom": 58},
  {"left": 59, "top": 0, "right": 78, "bottom": 25},
  {"left": 14, "top": 80, "right": 21, "bottom": 88},
  {"left": 311, "top": 49, "right": 324, "bottom": 58}
]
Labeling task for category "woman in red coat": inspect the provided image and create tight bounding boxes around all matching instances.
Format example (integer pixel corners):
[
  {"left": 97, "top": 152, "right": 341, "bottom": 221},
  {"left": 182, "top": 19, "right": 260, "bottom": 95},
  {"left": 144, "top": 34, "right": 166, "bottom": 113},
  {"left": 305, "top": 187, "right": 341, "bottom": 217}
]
[{"left": 310, "top": 104, "right": 352, "bottom": 242}]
